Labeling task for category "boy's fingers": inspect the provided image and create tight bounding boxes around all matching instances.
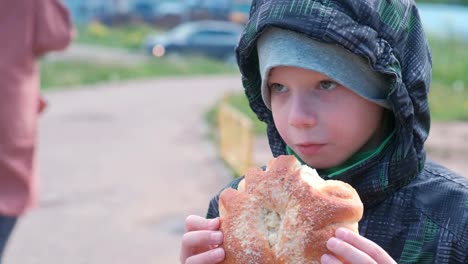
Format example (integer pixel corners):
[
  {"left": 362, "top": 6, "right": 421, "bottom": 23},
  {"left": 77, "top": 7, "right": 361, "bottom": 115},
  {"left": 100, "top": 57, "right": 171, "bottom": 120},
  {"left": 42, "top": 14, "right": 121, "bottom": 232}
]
[
  {"left": 185, "top": 215, "right": 219, "bottom": 232},
  {"left": 326, "top": 237, "right": 376, "bottom": 264},
  {"left": 185, "top": 247, "right": 225, "bottom": 264},
  {"left": 334, "top": 228, "right": 396, "bottom": 264},
  {"left": 321, "top": 254, "right": 343, "bottom": 264},
  {"left": 180, "top": 230, "right": 223, "bottom": 263},
  {"left": 182, "top": 230, "right": 224, "bottom": 248}
]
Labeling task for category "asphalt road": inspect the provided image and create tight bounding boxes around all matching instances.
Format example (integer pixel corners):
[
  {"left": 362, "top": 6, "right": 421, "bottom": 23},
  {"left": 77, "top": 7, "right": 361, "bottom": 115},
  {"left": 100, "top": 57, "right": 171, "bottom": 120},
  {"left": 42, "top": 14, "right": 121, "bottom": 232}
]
[
  {"left": 4, "top": 75, "right": 243, "bottom": 264},
  {"left": 45, "top": 44, "right": 149, "bottom": 66}
]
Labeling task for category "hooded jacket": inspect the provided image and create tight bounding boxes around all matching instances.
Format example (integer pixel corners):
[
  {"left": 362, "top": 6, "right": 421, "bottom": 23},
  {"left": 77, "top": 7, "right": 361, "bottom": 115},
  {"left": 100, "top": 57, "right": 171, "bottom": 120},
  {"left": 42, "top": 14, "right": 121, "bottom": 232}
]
[{"left": 207, "top": 0, "right": 468, "bottom": 263}]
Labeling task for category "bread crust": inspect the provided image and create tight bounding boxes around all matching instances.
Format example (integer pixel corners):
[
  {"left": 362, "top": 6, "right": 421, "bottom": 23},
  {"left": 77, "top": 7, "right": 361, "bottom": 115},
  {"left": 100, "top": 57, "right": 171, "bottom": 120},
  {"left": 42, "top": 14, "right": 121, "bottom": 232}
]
[{"left": 219, "top": 155, "right": 363, "bottom": 264}]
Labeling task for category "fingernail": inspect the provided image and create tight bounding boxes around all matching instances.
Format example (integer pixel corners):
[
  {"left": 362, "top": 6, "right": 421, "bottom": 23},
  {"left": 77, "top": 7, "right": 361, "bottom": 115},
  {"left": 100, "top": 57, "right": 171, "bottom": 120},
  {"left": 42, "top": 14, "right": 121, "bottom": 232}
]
[
  {"left": 209, "top": 218, "right": 218, "bottom": 227},
  {"left": 210, "top": 247, "right": 225, "bottom": 260},
  {"left": 335, "top": 227, "right": 349, "bottom": 239},
  {"left": 327, "top": 237, "right": 341, "bottom": 250},
  {"left": 321, "top": 254, "right": 335, "bottom": 264},
  {"left": 211, "top": 231, "right": 223, "bottom": 243}
]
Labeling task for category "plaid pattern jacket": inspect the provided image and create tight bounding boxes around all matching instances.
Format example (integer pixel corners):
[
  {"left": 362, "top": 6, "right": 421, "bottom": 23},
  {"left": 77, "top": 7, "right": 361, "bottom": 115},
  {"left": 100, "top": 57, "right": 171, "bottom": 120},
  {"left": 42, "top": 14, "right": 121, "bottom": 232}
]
[{"left": 207, "top": 1, "right": 468, "bottom": 263}]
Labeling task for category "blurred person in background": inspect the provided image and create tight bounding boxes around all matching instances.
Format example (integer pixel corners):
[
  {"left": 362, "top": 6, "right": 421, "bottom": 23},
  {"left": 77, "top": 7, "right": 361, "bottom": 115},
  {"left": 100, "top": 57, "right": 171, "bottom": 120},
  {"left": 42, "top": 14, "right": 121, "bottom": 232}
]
[{"left": 0, "top": 0, "right": 74, "bottom": 262}]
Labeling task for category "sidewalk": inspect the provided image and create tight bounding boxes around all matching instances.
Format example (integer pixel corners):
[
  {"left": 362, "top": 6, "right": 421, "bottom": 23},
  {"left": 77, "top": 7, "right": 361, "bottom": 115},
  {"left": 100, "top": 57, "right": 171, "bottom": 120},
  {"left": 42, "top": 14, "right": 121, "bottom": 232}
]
[
  {"left": 45, "top": 43, "right": 149, "bottom": 66},
  {"left": 4, "top": 76, "right": 242, "bottom": 264}
]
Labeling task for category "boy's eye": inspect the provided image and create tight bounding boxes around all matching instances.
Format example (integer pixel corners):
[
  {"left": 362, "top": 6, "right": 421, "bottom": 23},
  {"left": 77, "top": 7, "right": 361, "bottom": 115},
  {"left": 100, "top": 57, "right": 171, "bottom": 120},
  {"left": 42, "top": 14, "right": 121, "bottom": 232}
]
[
  {"left": 269, "top": 83, "right": 288, "bottom": 93},
  {"left": 319, "top": 81, "right": 338, "bottom": 90}
]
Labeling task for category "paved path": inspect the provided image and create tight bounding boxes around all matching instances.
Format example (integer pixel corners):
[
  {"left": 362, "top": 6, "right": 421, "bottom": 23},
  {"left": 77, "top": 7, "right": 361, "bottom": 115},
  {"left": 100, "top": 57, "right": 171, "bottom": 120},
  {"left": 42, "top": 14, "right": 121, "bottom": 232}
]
[
  {"left": 45, "top": 43, "right": 149, "bottom": 66},
  {"left": 4, "top": 76, "right": 242, "bottom": 264}
]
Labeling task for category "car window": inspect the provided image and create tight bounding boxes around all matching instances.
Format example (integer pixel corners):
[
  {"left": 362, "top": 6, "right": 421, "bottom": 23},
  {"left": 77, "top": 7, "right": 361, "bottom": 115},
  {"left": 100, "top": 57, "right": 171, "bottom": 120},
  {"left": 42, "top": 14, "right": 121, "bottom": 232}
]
[
  {"left": 190, "top": 30, "right": 239, "bottom": 45},
  {"left": 169, "top": 24, "right": 194, "bottom": 41}
]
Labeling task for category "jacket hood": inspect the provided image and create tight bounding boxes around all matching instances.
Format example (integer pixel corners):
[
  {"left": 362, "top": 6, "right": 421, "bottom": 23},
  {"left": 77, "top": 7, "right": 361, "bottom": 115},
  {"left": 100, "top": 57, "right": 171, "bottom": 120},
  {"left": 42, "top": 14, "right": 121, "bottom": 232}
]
[{"left": 235, "top": 0, "right": 432, "bottom": 209}]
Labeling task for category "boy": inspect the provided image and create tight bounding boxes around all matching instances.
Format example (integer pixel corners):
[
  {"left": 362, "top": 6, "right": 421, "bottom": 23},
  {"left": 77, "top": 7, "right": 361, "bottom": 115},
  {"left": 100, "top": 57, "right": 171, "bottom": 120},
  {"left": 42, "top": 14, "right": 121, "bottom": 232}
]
[{"left": 180, "top": 0, "right": 468, "bottom": 263}]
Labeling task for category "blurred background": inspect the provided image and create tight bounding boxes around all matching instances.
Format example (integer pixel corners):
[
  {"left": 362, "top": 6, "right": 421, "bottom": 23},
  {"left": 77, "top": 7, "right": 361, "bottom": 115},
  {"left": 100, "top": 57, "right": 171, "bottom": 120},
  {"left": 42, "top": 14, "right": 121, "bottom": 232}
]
[{"left": 3, "top": 0, "right": 468, "bottom": 263}]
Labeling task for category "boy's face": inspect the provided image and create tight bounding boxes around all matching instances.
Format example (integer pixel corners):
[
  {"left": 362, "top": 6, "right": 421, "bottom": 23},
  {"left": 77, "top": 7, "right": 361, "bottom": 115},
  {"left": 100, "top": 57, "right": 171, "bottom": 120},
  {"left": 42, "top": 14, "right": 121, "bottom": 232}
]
[{"left": 269, "top": 66, "right": 385, "bottom": 169}]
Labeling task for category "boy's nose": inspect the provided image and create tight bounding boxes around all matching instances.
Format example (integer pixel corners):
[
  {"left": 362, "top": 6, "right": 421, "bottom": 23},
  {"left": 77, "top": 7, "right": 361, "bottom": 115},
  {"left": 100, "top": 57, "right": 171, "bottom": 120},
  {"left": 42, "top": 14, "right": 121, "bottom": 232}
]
[{"left": 288, "top": 95, "right": 317, "bottom": 129}]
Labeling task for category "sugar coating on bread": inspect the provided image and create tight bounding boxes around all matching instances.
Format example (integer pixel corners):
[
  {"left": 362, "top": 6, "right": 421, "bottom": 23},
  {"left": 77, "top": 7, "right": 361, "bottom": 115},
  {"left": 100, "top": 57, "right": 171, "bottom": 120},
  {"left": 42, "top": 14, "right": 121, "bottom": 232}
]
[{"left": 218, "top": 155, "right": 363, "bottom": 264}]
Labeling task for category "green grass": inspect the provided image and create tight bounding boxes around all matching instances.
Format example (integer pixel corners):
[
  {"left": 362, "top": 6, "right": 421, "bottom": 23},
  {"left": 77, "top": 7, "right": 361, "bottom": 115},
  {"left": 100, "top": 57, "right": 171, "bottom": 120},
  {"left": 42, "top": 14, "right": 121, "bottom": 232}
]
[
  {"left": 429, "top": 36, "right": 468, "bottom": 121},
  {"left": 40, "top": 57, "right": 239, "bottom": 90},
  {"left": 223, "top": 93, "right": 267, "bottom": 134},
  {"left": 205, "top": 93, "right": 267, "bottom": 135},
  {"left": 75, "top": 22, "right": 160, "bottom": 51},
  {"left": 417, "top": 0, "right": 468, "bottom": 5},
  {"left": 44, "top": 23, "right": 241, "bottom": 89},
  {"left": 428, "top": 82, "right": 468, "bottom": 121},
  {"left": 430, "top": 37, "right": 468, "bottom": 86}
]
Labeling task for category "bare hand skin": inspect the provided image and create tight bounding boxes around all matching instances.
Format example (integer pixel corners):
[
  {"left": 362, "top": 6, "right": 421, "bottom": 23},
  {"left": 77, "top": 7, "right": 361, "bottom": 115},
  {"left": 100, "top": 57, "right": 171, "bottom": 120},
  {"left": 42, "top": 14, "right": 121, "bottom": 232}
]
[
  {"left": 180, "top": 215, "right": 225, "bottom": 264},
  {"left": 321, "top": 228, "right": 397, "bottom": 264}
]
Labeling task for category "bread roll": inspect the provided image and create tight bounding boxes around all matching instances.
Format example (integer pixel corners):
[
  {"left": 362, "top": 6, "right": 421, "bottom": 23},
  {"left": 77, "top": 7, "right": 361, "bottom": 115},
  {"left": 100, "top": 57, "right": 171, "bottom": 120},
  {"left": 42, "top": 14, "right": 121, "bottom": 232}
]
[{"left": 218, "top": 155, "right": 363, "bottom": 264}]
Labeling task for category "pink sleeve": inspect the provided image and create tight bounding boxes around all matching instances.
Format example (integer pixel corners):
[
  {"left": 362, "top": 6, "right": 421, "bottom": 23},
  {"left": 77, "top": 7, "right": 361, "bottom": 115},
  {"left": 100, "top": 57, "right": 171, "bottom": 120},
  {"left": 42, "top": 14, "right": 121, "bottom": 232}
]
[{"left": 33, "top": 0, "right": 74, "bottom": 56}]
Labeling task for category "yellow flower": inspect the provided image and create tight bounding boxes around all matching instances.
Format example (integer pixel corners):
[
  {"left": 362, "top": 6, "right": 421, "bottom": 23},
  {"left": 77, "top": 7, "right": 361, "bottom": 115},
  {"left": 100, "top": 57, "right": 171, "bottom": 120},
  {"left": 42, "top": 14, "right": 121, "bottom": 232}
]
[{"left": 87, "top": 21, "right": 110, "bottom": 38}]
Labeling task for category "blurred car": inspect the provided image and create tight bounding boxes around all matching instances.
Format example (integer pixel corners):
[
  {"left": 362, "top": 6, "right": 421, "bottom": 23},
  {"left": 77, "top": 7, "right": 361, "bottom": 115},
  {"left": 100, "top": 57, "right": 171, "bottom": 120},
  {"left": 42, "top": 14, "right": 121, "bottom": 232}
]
[{"left": 142, "top": 20, "right": 244, "bottom": 61}]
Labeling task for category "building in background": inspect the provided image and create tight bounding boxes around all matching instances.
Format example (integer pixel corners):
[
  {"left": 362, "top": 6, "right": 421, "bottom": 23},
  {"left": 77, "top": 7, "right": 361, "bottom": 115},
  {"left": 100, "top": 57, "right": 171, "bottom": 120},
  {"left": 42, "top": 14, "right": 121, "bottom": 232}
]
[{"left": 64, "top": 0, "right": 252, "bottom": 27}]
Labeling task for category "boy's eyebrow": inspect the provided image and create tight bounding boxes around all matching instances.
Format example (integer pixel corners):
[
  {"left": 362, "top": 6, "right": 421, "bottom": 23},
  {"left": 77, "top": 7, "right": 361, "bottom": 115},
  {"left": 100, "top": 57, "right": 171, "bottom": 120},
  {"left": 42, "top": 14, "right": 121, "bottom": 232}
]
[{"left": 266, "top": 78, "right": 280, "bottom": 85}]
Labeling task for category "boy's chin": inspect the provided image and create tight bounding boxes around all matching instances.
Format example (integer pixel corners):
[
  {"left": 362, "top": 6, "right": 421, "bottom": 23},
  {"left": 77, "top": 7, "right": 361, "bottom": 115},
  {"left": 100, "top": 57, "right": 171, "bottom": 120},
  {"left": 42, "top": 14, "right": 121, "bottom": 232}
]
[{"left": 299, "top": 156, "right": 344, "bottom": 170}]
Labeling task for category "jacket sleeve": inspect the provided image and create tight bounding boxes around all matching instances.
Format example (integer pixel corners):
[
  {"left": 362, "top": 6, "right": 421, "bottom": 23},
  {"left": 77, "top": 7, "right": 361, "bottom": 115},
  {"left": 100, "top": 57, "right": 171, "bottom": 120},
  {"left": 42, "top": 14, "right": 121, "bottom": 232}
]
[
  {"left": 206, "top": 176, "right": 244, "bottom": 219},
  {"left": 33, "top": 0, "right": 74, "bottom": 56}
]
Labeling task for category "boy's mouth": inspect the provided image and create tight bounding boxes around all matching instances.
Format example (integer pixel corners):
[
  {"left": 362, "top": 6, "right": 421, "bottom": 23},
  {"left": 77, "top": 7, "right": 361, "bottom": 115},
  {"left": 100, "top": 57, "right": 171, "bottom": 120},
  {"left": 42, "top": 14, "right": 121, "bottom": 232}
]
[{"left": 295, "top": 143, "right": 325, "bottom": 155}]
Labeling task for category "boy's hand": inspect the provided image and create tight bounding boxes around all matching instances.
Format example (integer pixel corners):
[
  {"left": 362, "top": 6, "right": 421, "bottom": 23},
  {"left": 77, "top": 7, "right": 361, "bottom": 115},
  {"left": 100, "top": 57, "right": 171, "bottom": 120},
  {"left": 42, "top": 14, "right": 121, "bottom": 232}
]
[
  {"left": 321, "top": 228, "right": 397, "bottom": 264},
  {"left": 180, "top": 215, "right": 225, "bottom": 264}
]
